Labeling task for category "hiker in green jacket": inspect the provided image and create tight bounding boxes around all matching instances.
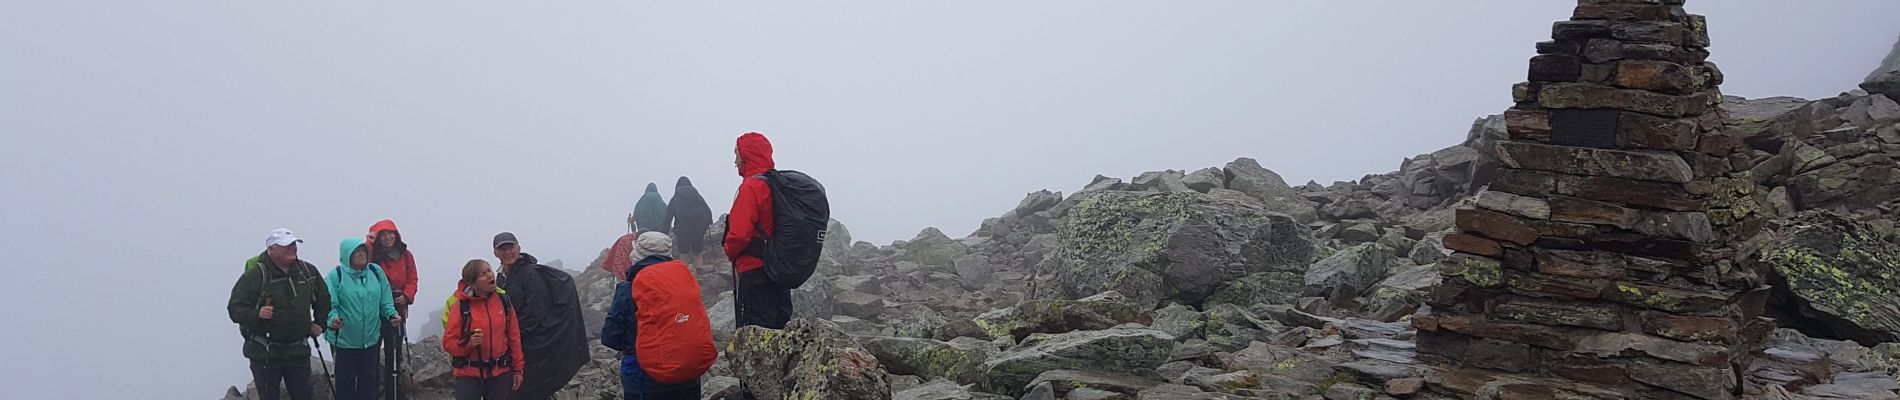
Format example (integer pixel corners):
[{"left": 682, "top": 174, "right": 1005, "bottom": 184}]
[
  {"left": 325, "top": 236, "right": 401, "bottom": 400},
  {"left": 633, "top": 183, "right": 669, "bottom": 234},
  {"left": 229, "top": 228, "right": 334, "bottom": 400}
]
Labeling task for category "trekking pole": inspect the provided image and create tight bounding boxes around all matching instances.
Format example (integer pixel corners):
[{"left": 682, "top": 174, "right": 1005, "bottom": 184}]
[
  {"left": 389, "top": 322, "right": 405, "bottom": 400},
  {"left": 312, "top": 336, "right": 337, "bottom": 397}
]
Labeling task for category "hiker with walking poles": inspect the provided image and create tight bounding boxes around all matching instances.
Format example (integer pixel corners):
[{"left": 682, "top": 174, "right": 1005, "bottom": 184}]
[
  {"left": 367, "top": 219, "right": 419, "bottom": 400},
  {"left": 326, "top": 236, "right": 403, "bottom": 400},
  {"left": 229, "top": 228, "right": 334, "bottom": 400},
  {"left": 725, "top": 132, "right": 830, "bottom": 330},
  {"left": 443, "top": 259, "right": 524, "bottom": 400}
]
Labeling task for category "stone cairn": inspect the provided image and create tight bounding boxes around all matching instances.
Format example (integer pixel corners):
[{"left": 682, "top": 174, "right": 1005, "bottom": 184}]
[{"left": 1415, "top": 1, "right": 1773, "bottom": 399}]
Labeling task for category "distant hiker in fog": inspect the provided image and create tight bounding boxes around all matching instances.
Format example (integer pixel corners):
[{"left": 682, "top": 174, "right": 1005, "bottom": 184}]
[
  {"left": 443, "top": 259, "right": 524, "bottom": 400},
  {"left": 230, "top": 228, "right": 333, "bottom": 400},
  {"left": 634, "top": 183, "right": 669, "bottom": 234},
  {"left": 602, "top": 232, "right": 716, "bottom": 399},
  {"left": 667, "top": 176, "right": 714, "bottom": 264},
  {"left": 725, "top": 132, "right": 830, "bottom": 330},
  {"left": 324, "top": 237, "right": 400, "bottom": 400},
  {"left": 492, "top": 232, "right": 590, "bottom": 400}
]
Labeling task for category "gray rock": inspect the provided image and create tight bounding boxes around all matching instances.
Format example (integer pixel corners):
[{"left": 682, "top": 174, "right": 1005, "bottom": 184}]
[
  {"left": 1333, "top": 220, "right": 1383, "bottom": 244},
  {"left": 1408, "top": 231, "right": 1452, "bottom": 265},
  {"left": 1865, "top": 37, "right": 1900, "bottom": 98},
  {"left": 863, "top": 336, "right": 996, "bottom": 385},
  {"left": 701, "top": 376, "right": 742, "bottom": 399},
  {"left": 1183, "top": 168, "right": 1226, "bottom": 193},
  {"left": 1303, "top": 244, "right": 1402, "bottom": 305},
  {"left": 1871, "top": 94, "right": 1900, "bottom": 126},
  {"left": 1150, "top": 303, "right": 1207, "bottom": 341},
  {"left": 981, "top": 326, "right": 1177, "bottom": 395},
  {"left": 1015, "top": 190, "right": 1065, "bottom": 216},
  {"left": 1474, "top": 190, "right": 1550, "bottom": 220},
  {"left": 1138, "top": 384, "right": 1269, "bottom": 400},
  {"left": 1362, "top": 265, "right": 1441, "bottom": 321},
  {"left": 1761, "top": 211, "right": 1900, "bottom": 346},
  {"left": 832, "top": 290, "right": 887, "bottom": 319},
  {"left": 1133, "top": 170, "right": 1192, "bottom": 193},
  {"left": 1847, "top": 95, "right": 1883, "bottom": 128},
  {"left": 1201, "top": 304, "right": 1282, "bottom": 351},
  {"left": 973, "top": 291, "right": 1143, "bottom": 341},
  {"left": 951, "top": 255, "right": 994, "bottom": 290},
  {"left": 892, "top": 379, "right": 1013, "bottom": 400},
  {"left": 1320, "top": 383, "right": 1382, "bottom": 400},
  {"left": 727, "top": 319, "right": 891, "bottom": 400},
  {"left": 1028, "top": 370, "right": 1166, "bottom": 398},
  {"left": 406, "top": 336, "right": 454, "bottom": 389},
  {"left": 1225, "top": 158, "right": 1321, "bottom": 223},
  {"left": 1035, "top": 191, "right": 1319, "bottom": 308},
  {"left": 1203, "top": 271, "right": 1305, "bottom": 308},
  {"left": 1222, "top": 341, "right": 1343, "bottom": 384},
  {"left": 901, "top": 227, "right": 968, "bottom": 268}
]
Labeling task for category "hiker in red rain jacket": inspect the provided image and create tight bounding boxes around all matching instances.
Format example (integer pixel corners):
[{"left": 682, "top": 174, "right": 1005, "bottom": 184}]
[
  {"left": 725, "top": 132, "right": 793, "bottom": 329},
  {"left": 367, "top": 219, "right": 419, "bottom": 315},
  {"left": 443, "top": 260, "right": 524, "bottom": 400},
  {"left": 368, "top": 218, "right": 419, "bottom": 400}
]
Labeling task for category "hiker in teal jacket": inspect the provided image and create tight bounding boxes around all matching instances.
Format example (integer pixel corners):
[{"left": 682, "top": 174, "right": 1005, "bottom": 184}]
[
  {"left": 325, "top": 237, "right": 401, "bottom": 400},
  {"left": 633, "top": 183, "right": 670, "bottom": 234}
]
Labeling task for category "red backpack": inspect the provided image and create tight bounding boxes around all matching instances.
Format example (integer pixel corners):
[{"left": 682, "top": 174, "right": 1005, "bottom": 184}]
[{"left": 631, "top": 260, "right": 717, "bottom": 384}]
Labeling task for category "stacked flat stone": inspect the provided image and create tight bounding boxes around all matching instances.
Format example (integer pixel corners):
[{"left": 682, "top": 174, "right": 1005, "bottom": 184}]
[{"left": 1415, "top": 1, "right": 1773, "bottom": 399}]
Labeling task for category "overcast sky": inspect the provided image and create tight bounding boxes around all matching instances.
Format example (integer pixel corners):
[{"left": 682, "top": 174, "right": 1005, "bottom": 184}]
[{"left": 2, "top": 1, "right": 1896, "bottom": 398}]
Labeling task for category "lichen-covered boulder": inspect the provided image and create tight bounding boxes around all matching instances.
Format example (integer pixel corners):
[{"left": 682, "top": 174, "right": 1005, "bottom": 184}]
[
  {"left": 863, "top": 336, "right": 997, "bottom": 386},
  {"left": 1761, "top": 210, "right": 1900, "bottom": 345},
  {"left": 727, "top": 319, "right": 892, "bottom": 400},
  {"left": 972, "top": 291, "right": 1143, "bottom": 341},
  {"left": 1034, "top": 191, "right": 1318, "bottom": 308},
  {"left": 981, "top": 326, "right": 1177, "bottom": 396}
]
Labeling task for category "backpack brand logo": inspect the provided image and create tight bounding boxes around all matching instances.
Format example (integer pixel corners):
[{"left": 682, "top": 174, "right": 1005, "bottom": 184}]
[{"left": 675, "top": 313, "right": 691, "bottom": 324}]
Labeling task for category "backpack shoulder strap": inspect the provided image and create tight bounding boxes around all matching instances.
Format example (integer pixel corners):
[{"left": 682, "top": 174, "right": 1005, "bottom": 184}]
[{"left": 458, "top": 295, "right": 473, "bottom": 339}]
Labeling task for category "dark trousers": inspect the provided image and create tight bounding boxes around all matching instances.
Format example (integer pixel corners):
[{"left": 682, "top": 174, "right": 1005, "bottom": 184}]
[
  {"left": 334, "top": 345, "right": 380, "bottom": 400},
  {"left": 620, "top": 355, "right": 702, "bottom": 400},
  {"left": 383, "top": 324, "right": 406, "bottom": 400},
  {"left": 734, "top": 272, "right": 794, "bottom": 330},
  {"left": 453, "top": 377, "right": 513, "bottom": 400},
  {"left": 250, "top": 358, "right": 313, "bottom": 400},
  {"left": 626, "top": 385, "right": 701, "bottom": 400}
]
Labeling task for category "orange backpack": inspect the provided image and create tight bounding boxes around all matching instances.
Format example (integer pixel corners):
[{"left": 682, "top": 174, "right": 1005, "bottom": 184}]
[{"left": 631, "top": 260, "right": 717, "bottom": 384}]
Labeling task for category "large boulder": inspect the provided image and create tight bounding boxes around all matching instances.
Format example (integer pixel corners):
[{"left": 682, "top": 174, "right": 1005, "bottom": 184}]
[
  {"left": 1202, "top": 271, "right": 1305, "bottom": 308},
  {"left": 1224, "top": 158, "right": 1321, "bottom": 223},
  {"left": 1761, "top": 211, "right": 1900, "bottom": 345},
  {"left": 893, "top": 379, "right": 1013, "bottom": 400},
  {"left": 1865, "top": 36, "right": 1900, "bottom": 98},
  {"left": 1035, "top": 191, "right": 1318, "bottom": 308},
  {"left": 901, "top": 227, "right": 969, "bottom": 268},
  {"left": 981, "top": 326, "right": 1177, "bottom": 395},
  {"left": 727, "top": 319, "right": 892, "bottom": 400},
  {"left": 973, "top": 291, "right": 1144, "bottom": 341},
  {"left": 406, "top": 336, "right": 454, "bottom": 389},
  {"left": 1303, "top": 243, "right": 1403, "bottom": 306},
  {"left": 863, "top": 336, "right": 997, "bottom": 386}
]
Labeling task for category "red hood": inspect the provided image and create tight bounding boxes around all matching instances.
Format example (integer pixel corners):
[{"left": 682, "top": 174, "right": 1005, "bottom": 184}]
[
  {"left": 737, "top": 132, "right": 775, "bottom": 177},
  {"left": 368, "top": 219, "right": 403, "bottom": 247}
]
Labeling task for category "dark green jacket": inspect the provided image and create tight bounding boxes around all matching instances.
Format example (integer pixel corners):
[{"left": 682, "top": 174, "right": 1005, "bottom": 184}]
[
  {"left": 229, "top": 252, "right": 333, "bottom": 360},
  {"left": 634, "top": 183, "right": 670, "bottom": 233}
]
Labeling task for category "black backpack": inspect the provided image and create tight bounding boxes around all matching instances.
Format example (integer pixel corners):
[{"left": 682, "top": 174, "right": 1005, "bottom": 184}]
[{"left": 752, "top": 169, "right": 830, "bottom": 289}]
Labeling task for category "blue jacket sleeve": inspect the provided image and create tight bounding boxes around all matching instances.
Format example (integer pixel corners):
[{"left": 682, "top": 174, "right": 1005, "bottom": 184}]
[{"left": 600, "top": 281, "right": 636, "bottom": 352}]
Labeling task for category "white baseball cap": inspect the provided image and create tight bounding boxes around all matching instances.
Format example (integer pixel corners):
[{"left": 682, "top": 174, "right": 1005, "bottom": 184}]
[{"left": 266, "top": 228, "right": 304, "bottom": 248}]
